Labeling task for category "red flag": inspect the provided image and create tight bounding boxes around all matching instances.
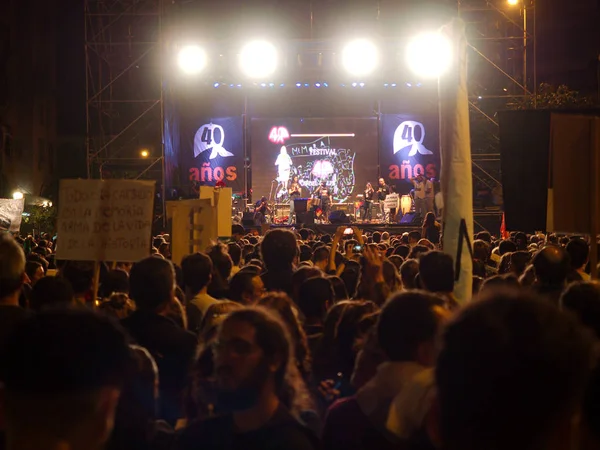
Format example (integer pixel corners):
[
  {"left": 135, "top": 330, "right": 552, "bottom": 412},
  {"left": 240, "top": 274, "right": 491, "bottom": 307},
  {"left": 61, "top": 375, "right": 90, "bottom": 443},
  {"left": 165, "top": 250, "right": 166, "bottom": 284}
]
[{"left": 500, "top": 213, "right": 509, "bottom": 240}]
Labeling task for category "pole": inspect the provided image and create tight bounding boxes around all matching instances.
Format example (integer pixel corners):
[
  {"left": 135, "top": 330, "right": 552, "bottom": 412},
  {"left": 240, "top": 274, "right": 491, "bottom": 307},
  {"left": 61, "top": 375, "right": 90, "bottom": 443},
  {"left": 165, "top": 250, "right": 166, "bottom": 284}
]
[
  {"left": 533, "top": 0, "right": 537, "bottom": 107},
  {"left": 523, "top": 1, "right": 527, "bottom": 96},
  {"left": 159, "top": 0, "right": 167, "bottom": 230}
]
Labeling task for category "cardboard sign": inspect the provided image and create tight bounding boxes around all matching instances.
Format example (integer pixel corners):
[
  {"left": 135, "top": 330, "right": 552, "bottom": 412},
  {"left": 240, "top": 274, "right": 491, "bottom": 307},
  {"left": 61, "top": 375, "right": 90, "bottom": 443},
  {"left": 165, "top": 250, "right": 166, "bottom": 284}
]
[
  {"left": 56, "top": 180, "right": 155, "bottom": 262},
  {"left": 0, "top": 198, "right": 25, "bottom": 232}
]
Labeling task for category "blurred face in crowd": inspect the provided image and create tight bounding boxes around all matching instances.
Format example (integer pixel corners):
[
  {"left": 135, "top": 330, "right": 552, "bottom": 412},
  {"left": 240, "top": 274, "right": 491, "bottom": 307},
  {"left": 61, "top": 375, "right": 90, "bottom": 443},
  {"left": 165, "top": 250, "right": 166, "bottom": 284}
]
[
  {"left": 379, "top": 178, "right": 385, "bottom": 187},
  {"left": 214, "top": 319, "right": 273, "bottom": 411},
  {"left": 248, "top": 276, "right": 266, "bottom": 304},
  {"left": 31, "top": 265, "right": 44, "bottom": 284}
]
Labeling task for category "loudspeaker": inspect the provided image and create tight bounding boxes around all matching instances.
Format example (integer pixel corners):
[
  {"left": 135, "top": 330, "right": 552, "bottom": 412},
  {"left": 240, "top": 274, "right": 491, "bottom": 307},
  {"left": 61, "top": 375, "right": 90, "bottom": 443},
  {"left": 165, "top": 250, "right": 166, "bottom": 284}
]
[
  {"left": 400, "top": 212, "right": 418, "bottom": 224},
  {"left": 329, "top": 210, "right": 350, "bottom": 224},
  {"left": 294, "top": 198, "right": 308, "bottom": 213},
  {"left": 242, "top": 212, "right": 254, "bottom": 227},
  {"left": 296, "top": 211, "right": 314, "bottom": 225}
]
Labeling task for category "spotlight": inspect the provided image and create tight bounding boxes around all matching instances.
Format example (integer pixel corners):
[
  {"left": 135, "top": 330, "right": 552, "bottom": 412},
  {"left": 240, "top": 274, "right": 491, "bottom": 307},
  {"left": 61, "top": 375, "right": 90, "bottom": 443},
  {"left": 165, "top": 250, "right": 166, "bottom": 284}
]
[
  {"left": 12, "top": 191, "right": 23, "bottom": 200},
  {"left": 140, "top": 149, "right": 149, "bottom": 158},
  {"left": 351, "top": 82, "right": 358, "bottom": 88},
  {"left": 304, "top": 83, "right": 309, "bottom": 87},
  {"left": 323, "top": 82, "right": 329, "bottom": 87},
  {"left": 260, "top": 83, "right": 267, "bottom": 87},
  {"left": 406, "top": 82, "right": 412, "bottom": 87},
  {"left": 213, "top": 82, "right": 220, "bottom": 88},
  {"left": 239, "top": 40, "right": 278, "bottom": 79},
  {"left": 406, "top": 32, "right": 453, "bottom": 79},
  {"left": 384, "top": 83, "right": 389, "bottom": 87},
  {"left": 296, "top": 83, "right": 302, "bottom": 88},
  {"left": 341, "top": 39, "right": 379, "bottom": 77},
  {"left": 507, "top": 0, "right": 519, "bottom": 5},
  {"left": 359, "top": 82, "right": 365, "bottom": 87},
  {"left": 391, "top": 83, "right": 397, "bottom": 87},
  {"left": 177, "top": 45, "right": 207, "bottom": 75},
  {"left": 315, "top": 83, "right": 321, "bottom": 88},
  {"left": 280, "top": 83, "right": 286, "bottom": 87}
]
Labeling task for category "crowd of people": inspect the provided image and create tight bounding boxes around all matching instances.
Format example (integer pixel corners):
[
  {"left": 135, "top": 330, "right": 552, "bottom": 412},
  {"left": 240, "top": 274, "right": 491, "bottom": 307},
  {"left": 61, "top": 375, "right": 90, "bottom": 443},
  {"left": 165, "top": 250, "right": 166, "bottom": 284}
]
[{"left": 1, "top": 223, "right": 600, "bottom": 450}]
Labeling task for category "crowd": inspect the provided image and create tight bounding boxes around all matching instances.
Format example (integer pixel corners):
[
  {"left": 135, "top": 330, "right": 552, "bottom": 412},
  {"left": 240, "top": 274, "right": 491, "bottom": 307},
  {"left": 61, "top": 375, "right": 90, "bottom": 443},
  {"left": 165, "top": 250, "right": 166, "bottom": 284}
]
[{"left": 1, "top": 222, "right": 600, "bottom": 450}]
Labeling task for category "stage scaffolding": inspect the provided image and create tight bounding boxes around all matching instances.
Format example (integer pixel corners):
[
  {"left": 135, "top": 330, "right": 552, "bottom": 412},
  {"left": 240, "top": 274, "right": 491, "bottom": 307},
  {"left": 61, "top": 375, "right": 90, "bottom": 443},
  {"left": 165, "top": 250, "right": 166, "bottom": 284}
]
[
  {"left": 84, "top": 0, "right": 166, "bottom": 221},
  {"left": 459, "top": 0, "right": 537, "bottom": 205}
]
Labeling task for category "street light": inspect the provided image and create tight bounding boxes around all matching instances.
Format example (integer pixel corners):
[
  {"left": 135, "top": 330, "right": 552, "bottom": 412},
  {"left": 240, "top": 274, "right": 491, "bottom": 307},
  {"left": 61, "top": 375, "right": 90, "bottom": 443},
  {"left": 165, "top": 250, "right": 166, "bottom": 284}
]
[
  {"left": 140, "top": 149, "right": 149, "bottom": 158},
  {"left": 12, "top": 191, "right": 23, "bottom": 200},
  {"left": 406, "top": 32, "right": 453, "bottom": 79},
  {"left": 507, "top": 0, "right": 519, "bottom": 5}
]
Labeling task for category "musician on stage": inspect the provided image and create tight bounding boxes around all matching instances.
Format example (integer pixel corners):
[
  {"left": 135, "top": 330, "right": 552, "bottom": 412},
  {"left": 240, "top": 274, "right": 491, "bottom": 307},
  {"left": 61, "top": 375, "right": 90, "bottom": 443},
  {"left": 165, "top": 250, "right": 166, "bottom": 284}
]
[
  {"left": 314, "top": 181, "right": 332, "bottom": 223},
  {"left": 361, "top": 182, "right": 374, "bottom": 222},
  {"left": 287, "top": 175, "right": 301, "bottom": 225},
  {"left": 377, "top": 177, "right": 390, "bottom": 221},
  {"left": 254, "top": 196, "right": 270, "bottom": 226}
]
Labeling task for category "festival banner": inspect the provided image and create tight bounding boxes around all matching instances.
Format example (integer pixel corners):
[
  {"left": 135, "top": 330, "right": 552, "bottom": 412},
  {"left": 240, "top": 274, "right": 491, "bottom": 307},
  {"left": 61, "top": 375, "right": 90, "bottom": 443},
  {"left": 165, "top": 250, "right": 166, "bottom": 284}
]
[
  {"left": 379, "top": 113, "right": 440, "bottom": 195},
  {"left": 56, "top": 179, "right": 155, "bottom": 262},
  {"left": 0, "top": 198, "right": 25, "bottom": 233},
  {"left": 164, "top": 92, "right": 244, "bottom": 196},
  {"left": 250, "top": 118, "right": 378, "bottom": 204}
]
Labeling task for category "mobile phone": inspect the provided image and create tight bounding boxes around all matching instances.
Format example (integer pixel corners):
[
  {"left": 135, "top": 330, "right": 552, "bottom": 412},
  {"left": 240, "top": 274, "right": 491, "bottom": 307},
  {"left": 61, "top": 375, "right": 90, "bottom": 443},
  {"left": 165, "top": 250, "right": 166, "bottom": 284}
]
[
  {"left": 343, "top": 227, "right": 353, "bottom": 235},
  {"left": 353, "top": 244, "right": 364, "bottom": 253}
]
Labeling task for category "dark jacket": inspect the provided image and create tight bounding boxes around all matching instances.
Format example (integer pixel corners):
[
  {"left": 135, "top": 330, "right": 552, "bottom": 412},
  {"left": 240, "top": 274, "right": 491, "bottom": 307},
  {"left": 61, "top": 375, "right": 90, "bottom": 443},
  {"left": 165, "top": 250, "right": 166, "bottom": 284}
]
[
  {"left": 174, "top": 404, "right": 319, "bottom": 450},
  {"left": 122, "top": 310, "right": 197, "bottom": 424},
  {"left": 262, "top": 268, "right": 294, "bottom": 297}
]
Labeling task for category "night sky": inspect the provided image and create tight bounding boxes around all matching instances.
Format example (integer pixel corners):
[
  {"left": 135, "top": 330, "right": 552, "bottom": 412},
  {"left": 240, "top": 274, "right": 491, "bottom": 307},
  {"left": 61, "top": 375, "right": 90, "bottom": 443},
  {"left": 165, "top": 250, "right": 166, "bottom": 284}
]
[{"left": 54, "top": 0, "right": 600, "bottom": 137}]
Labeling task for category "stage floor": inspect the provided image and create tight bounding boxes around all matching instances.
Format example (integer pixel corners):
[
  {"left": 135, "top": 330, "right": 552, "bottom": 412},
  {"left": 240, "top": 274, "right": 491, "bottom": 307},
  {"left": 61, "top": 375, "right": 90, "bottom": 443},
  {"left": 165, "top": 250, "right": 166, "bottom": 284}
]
[{"left": 263, "top": 223, "right": 420, "bottom": 235}]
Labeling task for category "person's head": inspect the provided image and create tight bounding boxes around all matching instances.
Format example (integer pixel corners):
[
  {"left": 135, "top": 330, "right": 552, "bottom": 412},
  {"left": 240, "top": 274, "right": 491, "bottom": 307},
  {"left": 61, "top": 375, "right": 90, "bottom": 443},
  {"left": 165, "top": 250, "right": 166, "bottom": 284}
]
[
  {"left": 229, "top": 266, "right": 265, "bottom": 305},
  {"left": 280, "top": 146, "right": 287, "bottom": 155},
  {"left": 228, "top": 243, "right": 242, "bottom": 267},
  {"left": 299, "top": 244, "right": 313, "bottom": 262},
  {"left": 400, "top": 259, "right": 419, "bottom": 290},
  {"left": 480, "top": 274, "right": 520, "bottom": 293},
  {"left": 408, "top": 244, "right": 429, "bottom": 260},
  {"left": 30, "top": 276, "right": 75, "bottom": 311},
  {"left": 312, "top": 246, "right": 329, "bottom": 270},
  {"left": 473, "top": 240, "right": 490, "bottom": 263},
  {"left": 292, "top": 175, "right": 299, "bottom": 183},
  {"left": 366, "top": 182, "right": 372, "bottom": 189},
  {"left": 475, "top": 231, "right": 492, "bottom": 244},
  {"left": 560, "top": 281, "right": 600, "bottom": 339},
  {"left": 25, "top": 260, "right": 44, "bottom": 285},
  {"left": 0, "top": 309, "right": 133, "bottom": 450},
  {"left": 378, "top": 177, "right": 385, "bottom": 186},
  {"left": 394, "top": 244, "right": 410, "bottom": 259},
  {"left": 208, "top": 243, "right": 233, "bottom": 282},
  {"left": 514, "top": 232, "right": 528, "bottom": 251},
  {"left": 100, "top": 269, "right": 129, "bottom": 299},
  {"left": 199, "top": 301, "right": 242, "bottom": 344},
  {"left": 408, "top": 230, "right": 421, "bottom": 247},
  {"left": 98, "top": 293, "right": 136, "bottom": 320},
  {"left": 213, "top": 307, "right": 298, "bottom": 412},
  {"left": 328, "top": 275, "right": 349, "bottom": 302},
  {"left": 382, "top": 259, "right": 401, "bottom": 292},
  {"left": 378, "top": 291, "right": 443, "bottom": 366},
  {"left": 297, "top": 276, "right": 334, "bottom": 322},
  {"left": 291, "top": 266, "right": 322, "bottom": 302},
  {"left": 61, "top": 261, "right": 95, "bottom": 297},
  {"left": 181, "top": 252, "right": 213, "bottom": 297},
  {"left": 566, "top": 238, "right": 589, "bottom": 271},
  {"left": 436, "top": 289, "right": 593, "bottom": 450},
  {"left": 532, "top": 245, "right": 570, "bottom": 287},
  {"left": 158, "top": 242, "right": 171, "bottom": 259},
  {"left": 129, "top": 257, "right": 175, "bottom": 311},
  {"left": 232, "top": 224, "right": 246, "bottom": 241},
  {"left": 423, "top": 212, "right": 436, "bottom": 228},
  {"left": 498, "top": 239, "right": 517, "bottom": 255},
  {"left": 509, "top": 251, "right": 531, "bottom": 277},
  {"left": 260, "top": 229, "right": 298, "bottom": 270},
  {"left": 419, "top": 251, "right": 454, "bottom": 295}
]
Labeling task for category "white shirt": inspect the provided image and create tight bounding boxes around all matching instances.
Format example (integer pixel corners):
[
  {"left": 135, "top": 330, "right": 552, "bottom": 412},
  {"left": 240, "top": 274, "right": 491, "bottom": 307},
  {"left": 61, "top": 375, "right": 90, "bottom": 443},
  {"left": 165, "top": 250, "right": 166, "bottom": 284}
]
[{"left": 425, "top": 180, "right": 434, "bottom": 198}]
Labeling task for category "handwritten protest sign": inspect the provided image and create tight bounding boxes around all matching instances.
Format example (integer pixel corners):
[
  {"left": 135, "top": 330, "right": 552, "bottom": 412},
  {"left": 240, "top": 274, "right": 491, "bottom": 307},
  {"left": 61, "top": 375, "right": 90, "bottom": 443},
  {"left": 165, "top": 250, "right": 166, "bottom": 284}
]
[
  {"left": 0, "top": 198, "right": 25, "bottom": 232},
  {"left": 56, "top": 180, "right": 155, "bottom": 262}
]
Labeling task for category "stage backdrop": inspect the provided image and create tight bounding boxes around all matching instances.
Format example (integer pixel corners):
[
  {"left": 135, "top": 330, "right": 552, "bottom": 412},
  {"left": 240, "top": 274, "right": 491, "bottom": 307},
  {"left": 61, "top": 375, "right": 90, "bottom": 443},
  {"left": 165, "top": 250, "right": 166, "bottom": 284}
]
[
  {"left": 250, "top": 118, "right": 378, "bottom": 204},
  {"left": 380, "top": 113, "right": 440, "bottom": 195},
  {"left": 164, "top": 93, "right": 244, "bottom": 196}
]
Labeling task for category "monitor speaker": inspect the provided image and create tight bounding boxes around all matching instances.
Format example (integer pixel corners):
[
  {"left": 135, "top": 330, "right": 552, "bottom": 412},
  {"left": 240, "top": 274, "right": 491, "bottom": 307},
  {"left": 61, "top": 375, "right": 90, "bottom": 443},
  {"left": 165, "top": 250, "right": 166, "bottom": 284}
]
[
  {"left": 296, "top": 211, "right": 314, "bottom": 225},
  {"left": 329, "top": 210, "right": 350, "bottom": 224},
  {"left": 242, "top": 212, "right": 254, "bottom": 227}
]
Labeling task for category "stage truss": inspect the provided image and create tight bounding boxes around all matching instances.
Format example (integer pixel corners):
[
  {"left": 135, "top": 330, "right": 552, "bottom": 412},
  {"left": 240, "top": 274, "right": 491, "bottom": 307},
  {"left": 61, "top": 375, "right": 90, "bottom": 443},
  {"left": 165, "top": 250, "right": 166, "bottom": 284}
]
[{"left": 84, "top": 0, "right": 166, "bottom": 221}]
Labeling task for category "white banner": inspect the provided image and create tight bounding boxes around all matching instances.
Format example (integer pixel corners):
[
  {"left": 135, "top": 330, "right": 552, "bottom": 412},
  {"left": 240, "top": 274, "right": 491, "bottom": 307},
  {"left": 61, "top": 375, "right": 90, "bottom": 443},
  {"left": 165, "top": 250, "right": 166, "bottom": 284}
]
[
  {"left": 56, "top": 180, "right": 155, "bottom": 262},
  {"left": 0, "top": 199, "right": 25, "bottom": 233},
  {"left": 439, "top": 19, "right": 474, "bottom": 304}
]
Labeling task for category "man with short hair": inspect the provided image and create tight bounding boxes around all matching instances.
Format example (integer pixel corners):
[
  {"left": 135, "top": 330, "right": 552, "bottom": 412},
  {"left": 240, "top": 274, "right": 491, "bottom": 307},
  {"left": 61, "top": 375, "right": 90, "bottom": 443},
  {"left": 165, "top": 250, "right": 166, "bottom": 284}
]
[
  {"left": 407, "top": 231, "right": 421, "bottom": 248},
  {"left": 312, "top": 246, "right": 330, "bottom": 272},
  {"left": 229, "top": 266, "right": 266, "bottom": 305},
  {"left": 418, "top": 251, "right": 458, "bottom": 309},
  {"left": 122, "top": 257, "right": 197, "bottom": 424},
  {"left": 532, "top": 245, "right": 571, "bottom": 305},
  {"left": 228, "top": 242, "right": 243, "bottom": 277},
  {"left": 175, "top": 308, "right": 318, "bottom": 450},
  {"left": 400, "top": 259, "right": 419, "bottom": 290},
  {"left": 0, "top": 309, "right": 133, "bottom": 450},
  {"left": 566, "top": 238, "right": 590, "bottom": 281},
  {"left": 436, "top": 289, "right": 593, "bottom": 450},
  {"left": 261, "top": 229, "right": 298, "bottom": 296},
  {"left": 0, "top": 234, "right": 30, "bottom": 350},
  {"left": 181, "top": 252, "right": 218, "bottom": 334}
]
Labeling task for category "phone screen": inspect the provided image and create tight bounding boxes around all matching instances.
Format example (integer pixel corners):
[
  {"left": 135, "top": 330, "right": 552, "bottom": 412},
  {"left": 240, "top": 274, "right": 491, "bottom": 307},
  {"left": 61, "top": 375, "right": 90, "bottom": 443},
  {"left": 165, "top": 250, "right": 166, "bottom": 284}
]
[
  {"left": 343, "top": 227, "right": 353, "bottom": 235},
  {"left": 353, "top": 245, "right": 364, "bottom": 253}
]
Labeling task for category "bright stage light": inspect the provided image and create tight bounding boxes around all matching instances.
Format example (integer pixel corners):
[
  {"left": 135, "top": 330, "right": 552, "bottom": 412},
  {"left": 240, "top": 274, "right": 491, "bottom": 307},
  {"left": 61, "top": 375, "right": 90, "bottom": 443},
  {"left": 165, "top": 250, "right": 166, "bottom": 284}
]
[
  {"left": 140, "top": 149, "right": 149, "bottom": 158},
  {"left": 507, "top": 0, "right": 519, "bottom": 5},
  {"left": 177, "top": 45, "right": 207, "bottom": 75},
  {"left": 12, "top": 191, "right": 23, "bottom": 200},
  {"left": 406, "top": 32, "right": 453, "bottom": 79},
  {"left": 239, "top": 40, "right": 278, "bottom": 79},
  {"left": 341, "top": 39, "right": 378, "bottom": 77}
]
